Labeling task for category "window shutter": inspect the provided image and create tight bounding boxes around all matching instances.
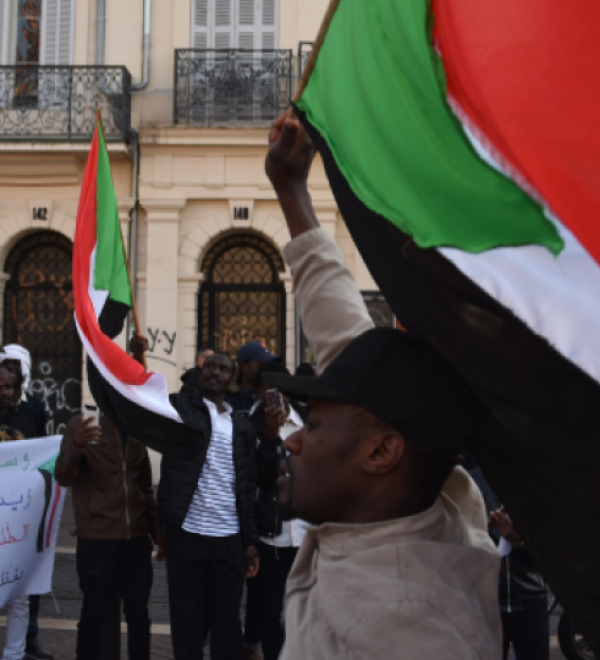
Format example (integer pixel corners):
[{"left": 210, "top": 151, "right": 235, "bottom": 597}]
[
  {"left": 260, "top": 0, "right": 277, "bottom": 50},
  {"left": 236, "top": 0, "right": 254, "bottom": 49},
  {"left": 41, "top": 0, "right": 73, "bottom": 64},
  {"left": 192, "top": 0, "right": 209, "bottom": 49},
  {"left": 57, "top": 0, "right": 73, "bottom": 63},
  {"left": 213, "top": 0, "right": 234, "bottom": 49},
  {"left": 0, "top": 0, "right": 8, "bottom": 65}
]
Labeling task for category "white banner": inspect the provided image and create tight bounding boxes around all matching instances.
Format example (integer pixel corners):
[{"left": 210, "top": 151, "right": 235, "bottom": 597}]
[{"left": 0, "top": 436, "right": 65, "bottom": 608}]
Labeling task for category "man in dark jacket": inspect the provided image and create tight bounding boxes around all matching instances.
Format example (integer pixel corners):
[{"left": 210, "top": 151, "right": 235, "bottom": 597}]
[
  {"left": 226, "top": 342, "right": 278, "bottom": 415},
  {"left": 1, "top": 344, "right": 46, "bottom": 440},
  {"left": 489, "top": 508, "right": 549, "bottom": 660},
  {"left": 55, "top": 336, "right": 161, "bottom": 660},
  {"left": 159, "top": 352, "right": 260, "bottom": 660},
  {"left": 179, "top": 347, "right": 214, "bottom": 393},
  {"left": 250, "top": 363, "right": 307, "bottom": 660}
]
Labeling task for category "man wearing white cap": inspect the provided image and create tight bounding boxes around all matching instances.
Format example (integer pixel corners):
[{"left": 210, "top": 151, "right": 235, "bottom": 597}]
[
  {"left": 1, "top": 344, "right": 46, "bottom": 438},
  {"left": 0, "top": 345, "right": 52, "bottom": 660}
]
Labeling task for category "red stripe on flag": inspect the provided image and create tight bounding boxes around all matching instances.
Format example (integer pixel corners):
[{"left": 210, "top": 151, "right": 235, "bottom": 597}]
[
  {"left": 432, "top": 0, "right": 600, "bottom": 266},
  {"left": 73, "top": 124, "right": 151, "bottom": 386},
  {"left": 45, "top": 482, "right": 61, "bottom": 549}
]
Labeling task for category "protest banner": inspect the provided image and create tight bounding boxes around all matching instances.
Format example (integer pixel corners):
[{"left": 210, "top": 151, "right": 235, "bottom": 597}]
[{"left": 0, "top": 436, "right": 65, "bottom": 608}]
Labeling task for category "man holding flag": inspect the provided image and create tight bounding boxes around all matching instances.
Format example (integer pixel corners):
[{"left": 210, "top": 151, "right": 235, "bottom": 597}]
[
  {"left": 275, "top": 0, "right": 600, "bottom": 652},
  {"left": 261, "top": 114, "right": 502, "bottom": 660}
]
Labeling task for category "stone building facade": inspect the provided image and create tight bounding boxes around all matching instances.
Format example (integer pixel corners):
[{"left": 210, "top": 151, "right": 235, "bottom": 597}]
[{"left": 0, "top": 0, "right": 390, "bottom": 473}]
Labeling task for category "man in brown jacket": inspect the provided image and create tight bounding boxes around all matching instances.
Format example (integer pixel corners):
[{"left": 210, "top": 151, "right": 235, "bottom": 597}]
[{"left": 55, "top": 338, "right": 161, "bottom": 660}]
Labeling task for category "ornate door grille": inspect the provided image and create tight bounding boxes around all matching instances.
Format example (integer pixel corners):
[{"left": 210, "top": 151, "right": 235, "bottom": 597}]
[
  {"left": 199, "top": 233, "right": 285, "bottom": 359},
  {"left": 3, "top": 231, "right": 81, "bottom": 435}
]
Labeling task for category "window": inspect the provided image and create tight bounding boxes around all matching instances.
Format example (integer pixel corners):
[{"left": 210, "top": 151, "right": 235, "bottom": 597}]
[
  {"left": 199, "top": 233, "right": 286, "bottom": 359},
  {"left": 14, "top": 0, "right": 41, "bottom": 104},
  {"left": 16, "top": 0, "right": 41, "bottom": 65},
  {"left": 192, "top": 0, "right": 278, "bottom": 50},
  {"left": 0, "top": 0, "right": 73, "bottom": 65}
]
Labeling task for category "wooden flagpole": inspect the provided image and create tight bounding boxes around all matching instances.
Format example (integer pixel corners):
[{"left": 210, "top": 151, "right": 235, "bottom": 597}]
[
  {"left": 288, "top": 0, "right": 343, "bottom": 116},
  {"left": 96, "top": 110, "right": 147, "bottom": 369}
]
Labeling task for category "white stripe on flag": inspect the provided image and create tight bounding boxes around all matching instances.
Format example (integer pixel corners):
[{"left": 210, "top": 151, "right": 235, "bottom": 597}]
[
  {"left": 76, "top": 317, "right": 183, "bottom": 423},
  {"left": 439, "top": 130, "right": 600, "bottom": 385}
]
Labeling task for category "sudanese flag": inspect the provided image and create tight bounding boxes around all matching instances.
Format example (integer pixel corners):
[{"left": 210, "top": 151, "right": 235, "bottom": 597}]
[
  {"left": 294, "top": 0, "right": 600, "bottom": 651},
  {"left": 73, "top": 117, "right": 197, "bottom": 459}
]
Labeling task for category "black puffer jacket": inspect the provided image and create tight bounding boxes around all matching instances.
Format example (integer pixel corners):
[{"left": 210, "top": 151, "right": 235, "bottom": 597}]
[
  {"left": 157, "top": 386, "right": 259, "bottom": 547},
  {"left": 499, "top": 545, "right": 547, "bottom": 613},
  {"left": 469, "top": 466, "right": 547, "bottom": 613},
  {"left": 250, "top": 402, "right": 306, "bottom": 539}
]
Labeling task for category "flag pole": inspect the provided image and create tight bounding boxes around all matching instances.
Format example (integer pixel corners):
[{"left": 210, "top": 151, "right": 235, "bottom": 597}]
[
  {"left": 96, "top": 110, "right": 147, "bottom": 369},
  {"left": 288, "top": 0, "right": 343, "bottom": 117}
]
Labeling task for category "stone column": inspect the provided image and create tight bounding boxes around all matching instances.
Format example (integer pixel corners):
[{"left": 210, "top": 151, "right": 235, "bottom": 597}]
[
  {"left": 141, "top": 200, "right": 185, "bottom": 393},
  {"left": 178, "top": 273, "right": 203, "bottom": 375}
]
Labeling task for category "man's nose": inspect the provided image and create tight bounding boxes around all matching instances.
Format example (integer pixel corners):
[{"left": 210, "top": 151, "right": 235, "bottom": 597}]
[{"left": 283, "top": 429, "right": 303, "bottom": 454}]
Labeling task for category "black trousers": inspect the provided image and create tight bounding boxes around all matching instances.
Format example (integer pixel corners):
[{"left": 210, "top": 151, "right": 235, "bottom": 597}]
[
  {"left": 502, "top": 604, "right": 549, "bottom": 660},
  {"left": 244, "top": 575, "right": 261, "bottom": 649},
  {"left": 165, "top": 525, "right": 246, "bottom": 660},
  {"left": 76, "top": 536, "right": 153, "bottom": 660},
  {"left": 255, "top": 542, "right": 298, "bottom": 660}
]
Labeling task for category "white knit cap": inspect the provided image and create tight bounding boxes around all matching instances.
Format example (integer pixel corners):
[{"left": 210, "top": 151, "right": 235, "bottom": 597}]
[{"left": 0, "top": 344, "right": 32, "bottom": 390}]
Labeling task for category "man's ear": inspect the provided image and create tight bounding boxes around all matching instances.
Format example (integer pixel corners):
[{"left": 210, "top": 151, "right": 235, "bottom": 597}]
[{"left": 361, "top": 430, "right": 406, "bottom": 475}]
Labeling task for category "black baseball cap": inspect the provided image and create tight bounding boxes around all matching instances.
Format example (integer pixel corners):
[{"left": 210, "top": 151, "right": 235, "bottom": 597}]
[
  {"left": 264, "top": 328, "right": 481, "bottom": 458},
  {"left": 236, "top": 341, "right": 278, "bottom": 364}
]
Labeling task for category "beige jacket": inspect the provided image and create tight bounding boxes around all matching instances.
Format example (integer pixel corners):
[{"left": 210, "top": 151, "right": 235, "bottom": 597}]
[{"left": 280, "top": 228, "right": 501, "bottom": 660}]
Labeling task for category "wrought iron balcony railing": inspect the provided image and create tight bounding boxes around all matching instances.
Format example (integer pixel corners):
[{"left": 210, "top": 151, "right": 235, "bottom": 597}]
[
  {"left": 0, "top": 66, "right": 131, "bottom": 142},
  {"left": 298, "top": 42, "right": 313, "bottom": 80},
  {"left": 174, "top": 49, "right": 292, "bottom": 127}
]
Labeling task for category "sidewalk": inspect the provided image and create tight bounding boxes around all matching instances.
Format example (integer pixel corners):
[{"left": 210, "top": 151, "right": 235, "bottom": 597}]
[{"left": 1, "top": 491, "right": 567, "bottom": 659}]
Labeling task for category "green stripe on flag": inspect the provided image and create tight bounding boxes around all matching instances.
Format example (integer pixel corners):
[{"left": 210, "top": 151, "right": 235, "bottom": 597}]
[
  {"left": 297, "top": 0, "right": 563, "bottom": 254},
  {"left": 38, "top": 453, "right": 58, "bottom": 477},
  {"left": 94, "top": 125, "right": 133, "bottom": 307}
]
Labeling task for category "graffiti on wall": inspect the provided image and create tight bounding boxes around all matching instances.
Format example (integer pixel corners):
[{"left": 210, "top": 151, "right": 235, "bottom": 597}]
[
  {"left": 29, "top": 362, "right": 81, "bottom": 436},
  {"left": 146, "top": 328, "right": 177, "bottom": 367}
]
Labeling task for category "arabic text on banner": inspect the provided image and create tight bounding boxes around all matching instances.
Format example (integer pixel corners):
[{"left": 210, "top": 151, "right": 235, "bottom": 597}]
[{"left": 0, "top": 436, "right": 65, "bottom": 608}]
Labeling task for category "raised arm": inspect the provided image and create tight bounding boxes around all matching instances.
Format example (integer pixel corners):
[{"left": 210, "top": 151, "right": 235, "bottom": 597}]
[{"left": 265, "top": 114, "right": 374, "bottom": 372}]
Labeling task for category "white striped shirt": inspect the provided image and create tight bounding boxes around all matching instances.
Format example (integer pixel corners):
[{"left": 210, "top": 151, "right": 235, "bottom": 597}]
[{"left": 182, "top": 398, "right": 240, "bottom": 537}]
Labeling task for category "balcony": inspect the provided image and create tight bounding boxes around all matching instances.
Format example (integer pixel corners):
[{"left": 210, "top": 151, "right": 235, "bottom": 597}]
[
  {"left": 0, "top": 66, "right": 131, "bottom": 142},
  {"left": 174, "top": 49, "right": 292, "bottom": 128}
]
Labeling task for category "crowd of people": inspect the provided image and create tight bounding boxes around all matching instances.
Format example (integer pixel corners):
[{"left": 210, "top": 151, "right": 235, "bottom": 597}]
[{"left": 0, "top": 114, "right": 552, "bottom": 660}]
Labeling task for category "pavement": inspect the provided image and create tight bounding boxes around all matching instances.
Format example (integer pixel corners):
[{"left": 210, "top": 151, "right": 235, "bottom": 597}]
[{"left": 0, "top": 490, "right": 568, "bottom": 659}]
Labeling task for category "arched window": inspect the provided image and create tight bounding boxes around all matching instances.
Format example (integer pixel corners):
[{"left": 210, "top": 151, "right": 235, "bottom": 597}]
[
  {"left": 3, "top": 230, "right": 81, "bottom": 435},
  {"left": 199, "top": 232, "right": 285, "bottom": 359}
]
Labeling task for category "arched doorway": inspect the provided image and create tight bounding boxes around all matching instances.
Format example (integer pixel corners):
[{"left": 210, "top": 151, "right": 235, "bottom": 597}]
[
  {"left": 3, "top": 230, "right": 81, "bottom": 435},
  {"left": 198, "top": 232, "right": 286, "bottom": 359}
]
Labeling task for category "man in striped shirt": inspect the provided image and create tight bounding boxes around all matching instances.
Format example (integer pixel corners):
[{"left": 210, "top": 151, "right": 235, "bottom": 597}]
[{"left": 159, "top": 353, "right": 260, "bottom": 660}]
